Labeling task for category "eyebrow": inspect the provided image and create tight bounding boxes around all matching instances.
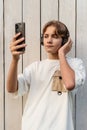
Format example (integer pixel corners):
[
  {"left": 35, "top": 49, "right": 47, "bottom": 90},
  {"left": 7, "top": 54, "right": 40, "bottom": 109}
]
[{"left": 44, "top": 32, "right": 57, "bottom": 35}]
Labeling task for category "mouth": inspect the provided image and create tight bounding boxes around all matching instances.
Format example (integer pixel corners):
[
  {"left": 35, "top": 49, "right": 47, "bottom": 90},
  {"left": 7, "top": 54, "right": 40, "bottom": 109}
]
[{"left": 46, "top": 45, "right": 54, "bottom": 47}]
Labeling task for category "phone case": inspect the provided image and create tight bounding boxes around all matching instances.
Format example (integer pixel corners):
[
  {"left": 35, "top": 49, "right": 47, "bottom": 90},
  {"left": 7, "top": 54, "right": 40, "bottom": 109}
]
[{"left": 15, "top": 22, "right": 25, "bottom": 51}]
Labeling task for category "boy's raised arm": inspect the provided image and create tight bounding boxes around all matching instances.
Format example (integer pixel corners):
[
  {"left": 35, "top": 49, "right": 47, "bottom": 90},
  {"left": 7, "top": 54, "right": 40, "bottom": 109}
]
[{"left": 6, "top": 33, "right": 26, "bottom": 93}]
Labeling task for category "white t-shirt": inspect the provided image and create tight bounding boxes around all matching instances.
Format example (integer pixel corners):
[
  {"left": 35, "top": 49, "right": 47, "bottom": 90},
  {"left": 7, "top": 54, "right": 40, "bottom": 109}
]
[{"left": 15, "top": 57, "right": 86, "bottom": 130}]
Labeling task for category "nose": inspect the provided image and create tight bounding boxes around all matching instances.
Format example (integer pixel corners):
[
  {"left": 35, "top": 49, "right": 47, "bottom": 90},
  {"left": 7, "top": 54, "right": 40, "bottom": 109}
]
[{"left": 47, "top": 36, "right": 52, "bottom": 44}]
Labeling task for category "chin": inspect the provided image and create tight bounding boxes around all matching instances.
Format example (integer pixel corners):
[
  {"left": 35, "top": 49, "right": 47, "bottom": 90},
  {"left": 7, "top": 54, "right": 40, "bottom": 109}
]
[
  {"left": 47, "top": 51, "right": 58, "bottom": 55},
  {"left": 45, "top": 48, "right": 58, "bottom": 53}
]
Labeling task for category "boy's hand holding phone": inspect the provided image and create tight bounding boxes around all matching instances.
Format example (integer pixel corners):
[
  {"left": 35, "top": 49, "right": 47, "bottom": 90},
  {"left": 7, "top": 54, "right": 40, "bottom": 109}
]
[{"left": 10, "top": 22, "right": 26, "bottom": 61}]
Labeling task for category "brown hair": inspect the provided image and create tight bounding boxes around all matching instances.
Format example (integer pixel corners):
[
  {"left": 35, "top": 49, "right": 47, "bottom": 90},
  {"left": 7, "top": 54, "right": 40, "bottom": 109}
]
[{"left": 41, "top": 20, "right": 70, "bottom": 46}]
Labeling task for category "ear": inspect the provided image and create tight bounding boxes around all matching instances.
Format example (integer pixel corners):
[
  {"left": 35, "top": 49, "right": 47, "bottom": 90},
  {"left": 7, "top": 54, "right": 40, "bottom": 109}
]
[{"left": 41, "top": 34, "right": 44, "bottom": 45}]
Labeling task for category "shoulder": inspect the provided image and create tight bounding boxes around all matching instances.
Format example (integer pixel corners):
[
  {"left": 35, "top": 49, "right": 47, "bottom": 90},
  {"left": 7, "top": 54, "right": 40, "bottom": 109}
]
[
  {"left": 66, "top": 57, "right": 86, "bottom": 77},
  {"left": 67, "top": 57, "right": 86, "bottom": 81},
  {"left": 24, "top": 59, "right": 47, "bottom": 72},
  {"left": 67, "top": 56, "right": 86, "bottom": 84},
  {"left": 66, "top": 57, "right": 84, "bottom": 67}
]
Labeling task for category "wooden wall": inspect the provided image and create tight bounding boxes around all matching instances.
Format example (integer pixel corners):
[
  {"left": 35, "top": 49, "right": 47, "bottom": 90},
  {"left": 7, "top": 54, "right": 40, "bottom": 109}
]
[{"left": 0, "top": 0, "right": 87, "bottom": 130}]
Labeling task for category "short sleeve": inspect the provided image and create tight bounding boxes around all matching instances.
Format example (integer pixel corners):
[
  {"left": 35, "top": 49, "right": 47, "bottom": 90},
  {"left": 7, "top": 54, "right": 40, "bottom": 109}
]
[
  {"left": 69, "top": 58, "right": 86, "bottom": 93},
  {"left": 12, "top": 67, "right": 30, "bottom": 98},
  {"left": 12, "top": 61, "right": 37, "bottom": 97}
]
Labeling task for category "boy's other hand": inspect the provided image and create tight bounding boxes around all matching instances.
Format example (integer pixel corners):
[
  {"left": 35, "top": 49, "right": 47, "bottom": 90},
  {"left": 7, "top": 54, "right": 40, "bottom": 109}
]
[{"left": 58, "top": 37, "right": 73, "bottom": 57}]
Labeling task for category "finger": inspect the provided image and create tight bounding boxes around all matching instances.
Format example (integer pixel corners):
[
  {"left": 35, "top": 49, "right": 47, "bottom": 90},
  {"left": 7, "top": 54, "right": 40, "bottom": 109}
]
[
  {"left": 12, "top": 51, "right": 25, "bottom": 55},
  {"left": 10, "top": 37, "right": 25, "bottom": 46},
  {"left": 12, "top": 32, "right": 21, "bottom": 42},
  {"left": 67, "top": 37, "right": 72, "bottom": 43},
  {"left": 15, "top": 44, "right": 27, "bottom": 51},
  {"left": 11, "top": 43, "right": 27, "bottom": 52},
  {"left": 68, "top": 42, "right": 72, "bottom": 48},
  {"left": 67, "top": 37, "right": 73, "bottom": 46},
  {"left": 14, "top": 37, "right": 25, "bottom": 45},
  {"left": 68, "top": 42, "right": 72, "bottom": 50}
]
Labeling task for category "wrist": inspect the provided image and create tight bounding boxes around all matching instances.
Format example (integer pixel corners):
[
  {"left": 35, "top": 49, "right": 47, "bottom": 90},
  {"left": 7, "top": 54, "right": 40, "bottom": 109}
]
[
  {"left": 59, "top": 51, "right": 65, "bottom": 59},
  {"left": 12, "top": 56, "right": 20, "bottom": 64}
]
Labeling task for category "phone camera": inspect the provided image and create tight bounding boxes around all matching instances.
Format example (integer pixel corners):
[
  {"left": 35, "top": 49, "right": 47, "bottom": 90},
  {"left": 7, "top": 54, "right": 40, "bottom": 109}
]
[{"left": 16, "top": 24, "right": 19, "bottom": 30}]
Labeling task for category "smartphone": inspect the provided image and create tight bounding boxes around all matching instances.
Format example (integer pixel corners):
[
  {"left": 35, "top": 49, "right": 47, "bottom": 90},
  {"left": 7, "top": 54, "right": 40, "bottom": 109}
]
[{"left": 15, "top": 22, "right": 25, "bottom": 51}]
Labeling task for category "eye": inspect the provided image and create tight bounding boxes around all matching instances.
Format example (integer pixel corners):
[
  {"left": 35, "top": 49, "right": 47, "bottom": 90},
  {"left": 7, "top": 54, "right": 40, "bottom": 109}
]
[
  {"left": 44, "top": 34, "right": 48, "bottom": 38},
  {"left": 52, "top": 34, "right": 58, "bottom": 38}
]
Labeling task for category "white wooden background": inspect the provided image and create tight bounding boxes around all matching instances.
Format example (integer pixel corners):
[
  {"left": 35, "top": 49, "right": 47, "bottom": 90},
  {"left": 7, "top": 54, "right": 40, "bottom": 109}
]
[{"left": 0, "top": 0, "right": 87, "bottom": 130}]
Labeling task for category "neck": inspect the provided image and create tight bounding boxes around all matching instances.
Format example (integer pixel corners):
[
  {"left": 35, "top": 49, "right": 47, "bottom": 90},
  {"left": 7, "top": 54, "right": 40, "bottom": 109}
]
[{"left": 47, "top": 53, "right": 59, "bottom": 60}]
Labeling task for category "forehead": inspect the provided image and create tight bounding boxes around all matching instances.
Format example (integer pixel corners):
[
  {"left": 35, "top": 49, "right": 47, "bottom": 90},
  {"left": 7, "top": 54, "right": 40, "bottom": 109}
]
[{"left": 44, "top": 26, "right": 56, "bottom": 34}]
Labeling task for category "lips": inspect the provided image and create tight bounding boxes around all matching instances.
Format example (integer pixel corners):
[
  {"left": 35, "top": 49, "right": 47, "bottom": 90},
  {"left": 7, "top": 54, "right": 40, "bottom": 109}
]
[{"left": 46, "top": 45, "right": 53, "bottom": 47}]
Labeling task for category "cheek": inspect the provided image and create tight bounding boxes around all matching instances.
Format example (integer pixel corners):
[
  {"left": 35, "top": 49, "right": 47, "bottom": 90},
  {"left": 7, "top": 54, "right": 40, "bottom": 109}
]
[
  {"left": 55, "top": 40, "right": 62, "bottom": 48},
  {"left": 43, "top": 39, "right": 46, "bottom": 45}
]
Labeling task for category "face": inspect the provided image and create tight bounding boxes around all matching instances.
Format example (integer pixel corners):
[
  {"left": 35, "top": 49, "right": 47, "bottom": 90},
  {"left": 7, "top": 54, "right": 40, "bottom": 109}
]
[{"left": 43, "top": 26, "right": 62, "bottom": 55}]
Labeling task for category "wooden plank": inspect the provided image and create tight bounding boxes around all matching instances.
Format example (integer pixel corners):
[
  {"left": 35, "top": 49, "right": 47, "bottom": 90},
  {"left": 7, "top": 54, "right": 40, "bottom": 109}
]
[
  {"left": 0, "top": 1, "right": 4, "bottom": 130},
  {"left": 23, "top": 0, "right": 40, "bottom": 108},
  {"left": 41, "top": 0, "right": 58, "bottom": 60},
  {"left": 76, "top": 0, "right": 87, "bottom": 129},
  {"left": 58, "top": 0, "right": 76, "bottom": 128},
  {"left": 5, "top": 0, "right": 23, "bottom": 130},
  {"left": 59, "top": 0, "right": 75, "bottom": 57}
]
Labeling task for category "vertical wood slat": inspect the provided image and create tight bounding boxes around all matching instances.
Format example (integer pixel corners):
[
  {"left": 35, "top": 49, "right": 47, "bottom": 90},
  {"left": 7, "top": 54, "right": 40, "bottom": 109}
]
[
  {"left": 59, "top": 0, "right": 76, "bottom": 57},
  {"left": 41, "top": 0, "right": 59, "bottom": 60},
  {"left": 23, "top": 0, "right": 41, "bottom": 109},
  {"left": 5, "top": 0, "right": 23, "bottom": 130},
  {"left": 0, "top": 1, "right": 4, "bottom": 130},
  {"left": 76, "top": 0, "right": 87, "bottom": 129},
  {"left": 59, "top": 0, "right": 76, "bottom": 124},
  {"left": 23, "top": 0, "right": 40, "bottom": 65}
]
